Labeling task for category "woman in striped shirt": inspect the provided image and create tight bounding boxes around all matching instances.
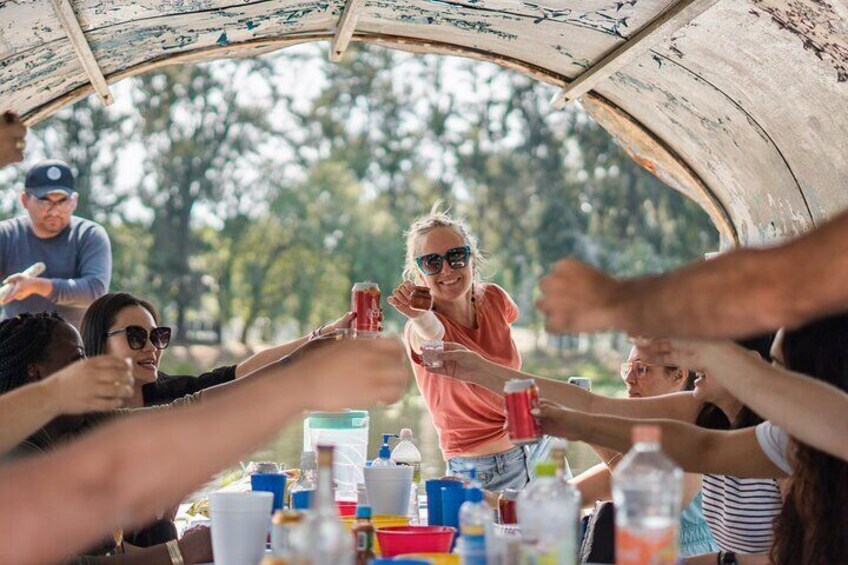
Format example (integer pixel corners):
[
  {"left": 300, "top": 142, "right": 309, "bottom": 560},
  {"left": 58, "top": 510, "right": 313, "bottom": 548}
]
[{"left": 436, "top": 335, "right": 781, "bottom": 563}]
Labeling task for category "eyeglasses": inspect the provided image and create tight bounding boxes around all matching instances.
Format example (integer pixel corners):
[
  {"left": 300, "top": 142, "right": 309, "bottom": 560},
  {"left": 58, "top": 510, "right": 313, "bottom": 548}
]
[
  {"left": 620, "top": 360, "right": 678, "bottom": 379},
  {"left": 415, "top": 245, "right": 472, "bottom": 276},
  {"left": 26, "top": 192, "right": 77, "bottom": 212},
  {"left": 106, "top": 325, "right": 172, "bottom": 351}
]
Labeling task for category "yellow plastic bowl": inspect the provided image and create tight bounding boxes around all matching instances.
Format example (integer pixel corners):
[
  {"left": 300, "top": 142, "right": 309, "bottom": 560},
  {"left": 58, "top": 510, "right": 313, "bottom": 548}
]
[
  {"left": 341, "top": 514, "right": 409, "bottom": 554},
  {"left": 395, "top": 553, "right": 458, "bottom": 565}
]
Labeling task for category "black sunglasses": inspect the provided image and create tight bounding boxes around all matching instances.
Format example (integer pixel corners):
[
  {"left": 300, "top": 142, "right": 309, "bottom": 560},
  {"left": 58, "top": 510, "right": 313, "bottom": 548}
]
[
  {"left": 415, "top": 245, "right": 472, "bottom": 276},
  {"left": 106, "top": 325, "right": 172, "bottom": 351}
]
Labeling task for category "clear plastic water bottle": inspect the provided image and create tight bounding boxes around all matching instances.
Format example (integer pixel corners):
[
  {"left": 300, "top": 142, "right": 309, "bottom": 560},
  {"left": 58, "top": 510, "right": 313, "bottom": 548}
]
[
  {"left": 517, "top": 461, "right": 580, "bottom": 564},
  {"left": 391, "top": 428, "right": 423, "bottom": 522},
  {"left": 289, "top": 451, "right": 317, "bottom": 507},
  {"left": 391, "top": 428, "right": 422, "bottom": 485},
  {"left": 459, "top": 487, "right": 490, "bottom": 565},
  {"left": 612, "top": 425, "right": 683, "bottom": 565},
  {"left": 290, "top": 446, "right": 353, "bottom": 565}
]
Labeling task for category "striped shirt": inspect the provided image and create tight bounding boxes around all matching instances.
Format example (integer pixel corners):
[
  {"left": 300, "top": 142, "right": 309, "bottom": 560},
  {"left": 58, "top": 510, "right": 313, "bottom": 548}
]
[{"left": 701, "top": 474, "right": 782, "bottom": 553}]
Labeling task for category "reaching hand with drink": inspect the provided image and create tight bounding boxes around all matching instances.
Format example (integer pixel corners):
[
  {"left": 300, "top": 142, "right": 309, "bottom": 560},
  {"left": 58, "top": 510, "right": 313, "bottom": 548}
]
[
  {"left": 532, "top": 400, "right": 588, "bottom": 443},
  {"left": 45, "top": 356, "right": 135, "bottom": 414},
  {"left": 300, "top": 336, "right": 411, "bottom": 410},
  {"left": 536, "top": 259, "right": 624, "bottom": 334},
  {"left": 177, "top": 525, "right": 214, "bottom": 564},
  {"left": 426, "top": 341, "right": 486, "bottom": 382}
]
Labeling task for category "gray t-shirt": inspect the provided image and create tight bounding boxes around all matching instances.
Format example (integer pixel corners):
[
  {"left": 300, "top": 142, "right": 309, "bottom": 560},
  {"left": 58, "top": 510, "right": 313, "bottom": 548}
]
[
  {"left": 756, "top": 420, "right": 793, "bottom": 475},
  {"left": 0, "top": 215, "right": 111, "bottom": 328}
]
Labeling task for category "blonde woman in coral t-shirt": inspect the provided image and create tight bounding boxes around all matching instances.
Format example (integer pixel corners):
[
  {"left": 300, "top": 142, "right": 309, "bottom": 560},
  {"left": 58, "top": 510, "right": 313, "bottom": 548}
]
[{"left": 388, "top": 206, "right": 528, "bottom": 491}]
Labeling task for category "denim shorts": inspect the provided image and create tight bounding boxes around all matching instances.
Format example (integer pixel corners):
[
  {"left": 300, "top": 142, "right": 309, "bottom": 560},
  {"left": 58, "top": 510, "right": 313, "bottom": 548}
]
[{"left": 447, "top": 445, "right": 531, "bottom": 492}]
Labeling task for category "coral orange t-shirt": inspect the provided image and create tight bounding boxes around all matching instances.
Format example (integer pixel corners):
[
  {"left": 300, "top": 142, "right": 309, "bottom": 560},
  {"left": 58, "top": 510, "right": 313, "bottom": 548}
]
[{"left": 405, "top": 283, "right": 521, "bottom": 460}]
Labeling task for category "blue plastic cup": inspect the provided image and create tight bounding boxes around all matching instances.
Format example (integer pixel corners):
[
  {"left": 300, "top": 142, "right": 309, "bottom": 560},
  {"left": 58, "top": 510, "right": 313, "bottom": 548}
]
[
  {"left": 250, "top": 473, "right": 286, "bottom": 511},
  {"left": 291, "top": 489, "right": 314, "bottom": 510},
  {"left": 425, "top": 479, "right": 463, "bottom": 526},
  {"left": 441, "top": 485, "right": 467, "bottom": 529}
]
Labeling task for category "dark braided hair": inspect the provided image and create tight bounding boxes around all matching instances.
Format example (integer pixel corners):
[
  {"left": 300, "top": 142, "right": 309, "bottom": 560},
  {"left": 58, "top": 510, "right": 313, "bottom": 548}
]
[{"left": 0, "top": 312, "right": 66, "bottom": 394}]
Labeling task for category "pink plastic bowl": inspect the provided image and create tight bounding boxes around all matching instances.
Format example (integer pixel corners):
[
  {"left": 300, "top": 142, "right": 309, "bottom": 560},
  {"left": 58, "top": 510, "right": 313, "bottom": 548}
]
[{"left": 375, "top": 525, "right": 457, "bottom": 557}]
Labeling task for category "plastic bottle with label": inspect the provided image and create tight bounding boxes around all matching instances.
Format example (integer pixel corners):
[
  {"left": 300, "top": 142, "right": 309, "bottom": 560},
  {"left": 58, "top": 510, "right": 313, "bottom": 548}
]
[
  {"left": 391, "top": 428, "right": 423, "bottom": 522},
  {"left": 517, "top": 461, "right": 580, "bottom": 564},
  {"left": 612, "top": 425, "right": 683, "bottom": 565},
  {"left": 459, "top": 486, "right": 490, "bottom": 565}
]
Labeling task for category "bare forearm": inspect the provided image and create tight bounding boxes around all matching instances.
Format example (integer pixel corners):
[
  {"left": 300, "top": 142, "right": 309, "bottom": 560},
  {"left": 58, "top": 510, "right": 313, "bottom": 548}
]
[
  {"left": 235, "top": 336, "right": 308, "bottom": 378},
  {"left": 619, "top": 212, "right": 848, "bottom": 338},
  {"left": 0, "top": 381, "right": 58, "bottom": 455},
  {"left": 0, "top": 366, "right": 306, "bottom": 564},
  {"left": 570, "top": 463, "right": 611, "bottom": 509},
  {"left": 476, "top": 357, "right": 698, "bottom": 419},
  {"left": 708, "top": 351, "right": 848, "bottom": 461}
]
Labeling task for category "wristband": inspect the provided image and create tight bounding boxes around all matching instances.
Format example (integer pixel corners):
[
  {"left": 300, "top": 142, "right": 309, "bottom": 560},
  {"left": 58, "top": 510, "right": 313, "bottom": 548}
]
[
  {"left": 410, "top": 310, "right": 445, "bottom": 341},
  {"left": 166, "top": 539, "right": 185, "bottom": 565}
]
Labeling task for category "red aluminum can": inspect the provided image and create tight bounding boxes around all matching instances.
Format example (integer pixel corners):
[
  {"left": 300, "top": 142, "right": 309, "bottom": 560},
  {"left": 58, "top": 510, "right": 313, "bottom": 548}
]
[
  {"left": 498, "top": 489, "right": 519, "bottom": 524},
  {"left": 351, "top": 282, "right": 382, "bottom": 337},
  {"left": 504, "top": 378, "right": 542, "bottom": 445}
]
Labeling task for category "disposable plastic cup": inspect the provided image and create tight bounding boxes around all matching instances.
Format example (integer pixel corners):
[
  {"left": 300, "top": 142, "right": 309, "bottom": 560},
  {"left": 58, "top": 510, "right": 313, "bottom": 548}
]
[
  {"left": 210, "top": 491, "right": 273, "bottom": 565},
  {"left": 250, "top": 473, "right": 286, "bottom": 511},
  {"left": 440, "top": 487, "right": 465, "bottom": 529},
  {"left": 364, "top": 465, "right": 414, "bottom": 516},
  {"left": 424, "top": 480, "right": 463, "bottom": 526}
]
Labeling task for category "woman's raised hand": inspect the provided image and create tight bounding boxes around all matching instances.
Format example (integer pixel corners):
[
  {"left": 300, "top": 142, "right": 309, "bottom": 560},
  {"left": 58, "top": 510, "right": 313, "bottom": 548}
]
[
  {"left": 387, "top": 281, "right": 424, "bottom": 319},
  {"left": 45, "top": 356, "right": 135, "bottom": 414},
  {"left": 325, "top": 312, "right": 356, "bottom": 333}
]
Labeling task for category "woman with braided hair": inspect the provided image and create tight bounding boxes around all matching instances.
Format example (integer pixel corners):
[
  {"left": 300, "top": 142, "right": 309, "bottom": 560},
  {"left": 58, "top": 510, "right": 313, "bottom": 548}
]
[
  {"left": 0, "top": 313, "right": 211, "bottom": 565},
  {"left": 0, "top": 312, "right": 134, "bottom": 456}
]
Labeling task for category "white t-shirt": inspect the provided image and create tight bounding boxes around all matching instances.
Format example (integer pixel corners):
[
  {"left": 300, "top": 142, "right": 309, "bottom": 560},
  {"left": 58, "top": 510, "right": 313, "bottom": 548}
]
[{"left": 756, "top": 420, "right": 793, "bottom": 475}]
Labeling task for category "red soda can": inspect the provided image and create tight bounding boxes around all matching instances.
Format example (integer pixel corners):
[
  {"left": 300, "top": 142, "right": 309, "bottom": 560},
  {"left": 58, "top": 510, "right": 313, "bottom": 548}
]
[
  {"left": 503, "top": 378, "right": 542, "bottom": 445},
  {"left": 498, "top": 488, "right": 519, "bottom": 524},
  {"left": 351, "top": 282, "right": 382, "bottom": 337}
]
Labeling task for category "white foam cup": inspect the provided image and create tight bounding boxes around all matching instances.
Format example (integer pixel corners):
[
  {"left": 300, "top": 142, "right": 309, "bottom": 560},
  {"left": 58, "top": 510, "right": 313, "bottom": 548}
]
[
  {"left": 363, "top": 465, "right": 414, "bottom": 515},
  {"left": 210, "top": 491, "right": 273, "bottom": 565}
]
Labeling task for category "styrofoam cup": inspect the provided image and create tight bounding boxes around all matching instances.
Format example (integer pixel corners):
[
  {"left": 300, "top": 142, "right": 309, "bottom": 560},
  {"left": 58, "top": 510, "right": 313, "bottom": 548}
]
[
  {"left": 364, "top": 465, "right": 414, "bottom": 516},
  {"left": 210, "top": 491, "right": 273, "bottom": 565}
]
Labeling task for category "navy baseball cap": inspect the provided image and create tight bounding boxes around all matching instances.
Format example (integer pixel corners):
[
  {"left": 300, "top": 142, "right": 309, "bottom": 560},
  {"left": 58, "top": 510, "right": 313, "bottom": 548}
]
[{"left": 24, "top": 160, "right": 76, "bottom": 197}]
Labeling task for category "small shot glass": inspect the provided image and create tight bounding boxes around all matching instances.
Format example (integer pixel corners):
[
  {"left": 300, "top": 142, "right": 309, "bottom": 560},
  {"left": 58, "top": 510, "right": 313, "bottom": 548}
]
[{"left": 421, "top": 340, "right": 445, "bottom": 368}]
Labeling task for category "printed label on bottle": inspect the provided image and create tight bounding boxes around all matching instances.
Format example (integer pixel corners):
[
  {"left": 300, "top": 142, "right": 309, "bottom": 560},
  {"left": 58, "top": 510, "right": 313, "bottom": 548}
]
[
  {"left": 616, "top": 525, "right": 678, "bottom": 565},
  {"left": 355, "top": 530, "right": 373, "bottom": 552}
]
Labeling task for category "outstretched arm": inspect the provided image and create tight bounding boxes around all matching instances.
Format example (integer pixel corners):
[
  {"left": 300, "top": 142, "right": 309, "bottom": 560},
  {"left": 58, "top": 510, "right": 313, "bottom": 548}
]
[
  {"left": 434, "top": 344, "right": 702, "bottom": 422},
  {"left": 0, "top": 357, "right": 134, "bottom": 456},
  {"left": 536, "top": 209, "right": 848, "bottom": 339},
  {"left": 0, "top": 337, "right": 410, "bottom": 565},
  {"left": 537, "top": 403, "right": 785, "bottom": 478},
  {"left": 234, "top": 312, "right": 354, "bottom": 378},
  {"left": 642, "top": 339, "right": 848, "bottom": 462}
]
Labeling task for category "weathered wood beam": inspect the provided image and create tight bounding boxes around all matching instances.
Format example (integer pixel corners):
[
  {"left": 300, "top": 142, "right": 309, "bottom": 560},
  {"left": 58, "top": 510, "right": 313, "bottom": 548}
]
[
  {"left": 551, "top": 0, "right": 723, "bottom": 108},
  {"left": 329, "top": 0, "right": 367, "bottom": 62},
  {"left": 49, "top": 0, "right": 113, "bottom": 106}
]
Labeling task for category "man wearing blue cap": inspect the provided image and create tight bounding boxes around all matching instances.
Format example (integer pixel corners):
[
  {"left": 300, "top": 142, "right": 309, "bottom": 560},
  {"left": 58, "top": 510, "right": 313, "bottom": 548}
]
[{"left": 0, "top": 159, "right": 111, "bottom": 327}]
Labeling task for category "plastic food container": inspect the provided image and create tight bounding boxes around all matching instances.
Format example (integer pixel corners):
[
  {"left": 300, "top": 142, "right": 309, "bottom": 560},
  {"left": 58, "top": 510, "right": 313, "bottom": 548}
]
[
  {"left": 303, "top": 410, "right": 369, "bottom": 495},
  {"left": 342, "top": 514, "right": 409, "bottom": 554},
  {"left": 375, "top": 526, "right": 456, "bottom": 558}
]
